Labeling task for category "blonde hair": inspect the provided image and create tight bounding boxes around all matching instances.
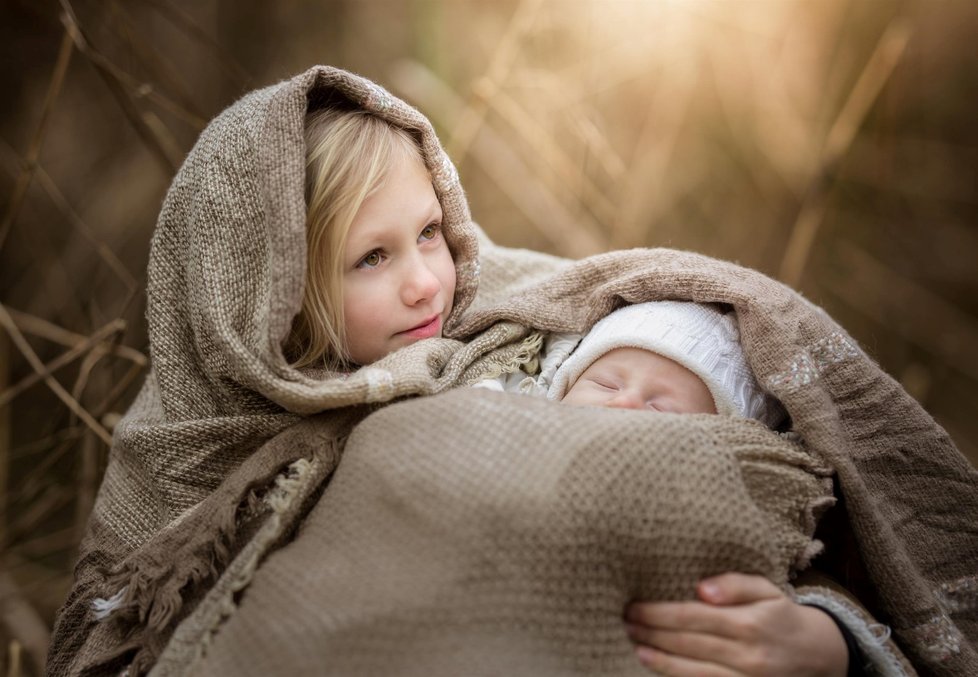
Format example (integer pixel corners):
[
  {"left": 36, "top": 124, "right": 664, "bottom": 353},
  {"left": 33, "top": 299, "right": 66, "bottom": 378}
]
[{"left": 287, "top": 107, "right": 424, "bottom": 369}]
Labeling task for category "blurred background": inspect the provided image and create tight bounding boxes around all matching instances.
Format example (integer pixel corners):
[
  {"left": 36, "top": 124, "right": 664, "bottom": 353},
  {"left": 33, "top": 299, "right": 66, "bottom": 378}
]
[{"left": 1, "top": 0, "right": 976, "bottom": 673}]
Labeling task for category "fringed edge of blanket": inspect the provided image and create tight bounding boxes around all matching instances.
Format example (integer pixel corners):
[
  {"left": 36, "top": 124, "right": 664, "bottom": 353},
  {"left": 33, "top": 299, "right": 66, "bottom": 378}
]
[
  {"left": 792, "top": 492, "right": 836, "bottom": 573},
  {"left": 464, "top": 330, "right": 544, "bottom": 384},
  {"left": 441, "top": 321, "right": 542, "bottom": 387},
  {"left": 147, "top": 452, "right": 336, "bottom": 676},
  {"left": 83, "top": 428, "right": 345, "bottom": 676}
]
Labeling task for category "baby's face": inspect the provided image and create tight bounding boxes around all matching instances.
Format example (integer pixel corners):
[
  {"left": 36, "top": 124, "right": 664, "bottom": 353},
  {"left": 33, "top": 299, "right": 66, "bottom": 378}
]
[{"left": 561, "top": 347, "right": 717, "bottom": 414}]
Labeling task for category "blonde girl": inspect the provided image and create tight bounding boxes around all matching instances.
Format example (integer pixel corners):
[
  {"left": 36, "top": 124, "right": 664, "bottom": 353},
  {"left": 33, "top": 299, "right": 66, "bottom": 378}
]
[
  {"left": 289, "top": 107, "right": 457, "bottom": 369},
  {"left": 47, "top": 67, "right": 480, "bottom": 676}
]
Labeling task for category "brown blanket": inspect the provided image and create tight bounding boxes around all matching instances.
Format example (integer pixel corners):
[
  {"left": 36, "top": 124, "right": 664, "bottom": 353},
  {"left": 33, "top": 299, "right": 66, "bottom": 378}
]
[{"left": 164, "top": 390, "right": 833, "bottom": 676}]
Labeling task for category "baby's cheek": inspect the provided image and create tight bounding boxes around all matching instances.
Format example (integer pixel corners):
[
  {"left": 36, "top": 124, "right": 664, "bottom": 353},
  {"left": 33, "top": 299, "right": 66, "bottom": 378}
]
[{"left": 561, "top": 388, "right": 593, "bottom": 408}]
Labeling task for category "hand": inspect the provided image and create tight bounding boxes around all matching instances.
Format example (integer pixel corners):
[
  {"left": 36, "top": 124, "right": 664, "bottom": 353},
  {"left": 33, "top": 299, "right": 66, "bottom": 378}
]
[{"left": 624, "top": 573, "right": 848, "bottom": 676}]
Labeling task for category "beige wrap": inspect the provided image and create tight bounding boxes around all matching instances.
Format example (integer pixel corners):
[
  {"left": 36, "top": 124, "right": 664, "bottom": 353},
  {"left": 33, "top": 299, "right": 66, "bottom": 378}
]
[{"left": 165, "top": 391, "right": 834, "bottom": 676}]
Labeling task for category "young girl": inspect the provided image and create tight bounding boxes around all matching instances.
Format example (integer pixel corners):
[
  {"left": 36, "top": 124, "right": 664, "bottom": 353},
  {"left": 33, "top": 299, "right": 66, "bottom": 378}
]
[{"left": 46, "top": 66, "right": 484, "bottom": 675}]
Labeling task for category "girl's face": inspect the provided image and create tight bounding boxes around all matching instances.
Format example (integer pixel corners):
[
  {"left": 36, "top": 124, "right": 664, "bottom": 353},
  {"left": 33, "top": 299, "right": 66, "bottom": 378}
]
[
  {"left": 561, "top": 347, "right": 717, "bottom": 414},
  {"left": 341, "top": 152, "right": 456, "bottom": 365}
]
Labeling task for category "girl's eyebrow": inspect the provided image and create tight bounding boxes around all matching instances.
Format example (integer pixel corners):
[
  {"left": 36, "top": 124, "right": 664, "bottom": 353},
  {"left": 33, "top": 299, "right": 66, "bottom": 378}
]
[{"left": 423, "top": 197, "right": 443, "bottom": 221}]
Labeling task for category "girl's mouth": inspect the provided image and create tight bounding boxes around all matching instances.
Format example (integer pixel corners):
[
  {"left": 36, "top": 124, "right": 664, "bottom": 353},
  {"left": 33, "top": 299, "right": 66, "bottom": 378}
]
[{"left": 399, "top": 314, "right": 441, "bottom": 339}]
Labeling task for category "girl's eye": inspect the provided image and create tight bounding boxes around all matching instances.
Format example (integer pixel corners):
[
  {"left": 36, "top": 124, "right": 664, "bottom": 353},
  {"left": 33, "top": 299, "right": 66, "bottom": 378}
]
[
  {"left": 419, "top": 223, "right": 441, "bottom": 242},
  {"left": 357, "top": 251, "right": 383, "bottom": 269},
  {"left": 590, "top": 378, "right": 617, "bottom": 391}
]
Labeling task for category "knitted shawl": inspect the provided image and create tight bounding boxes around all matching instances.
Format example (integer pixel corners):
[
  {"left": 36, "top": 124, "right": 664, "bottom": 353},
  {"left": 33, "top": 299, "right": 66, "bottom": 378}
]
[
  {"left": 47, "top": 65, "right": 978, "bottom": 677},
  {"left": 46, "top": 65, "right": 486, "bottom": 676}
]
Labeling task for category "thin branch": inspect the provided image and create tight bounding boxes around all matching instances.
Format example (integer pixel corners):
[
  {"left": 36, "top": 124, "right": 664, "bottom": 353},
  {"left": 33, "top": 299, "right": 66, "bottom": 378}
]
[
  {"left": 144, "top": 0, "right": 252, "bottom": 88},
  {"left": 779, "top": 18, "right": 912, "bottom": 287},
  {"left": 482, "top": 83, "right": 619, "bottom": 228},
  {"left": 7, "top": 426, "right": 84, "bottom": 462},
  {"left": 0, "top": 570, "right": 49, "bottom": 676},
  {"left": 75, "top": 432, "right": 99, "bottom": 542},
  {"left": 0, "top": 303, "right": 112, "bottom": 446},
  {"left": 0, "top": 331, "right": 8, "bottom": 551},
  {"left": 65, "top": 3, "right": 208, "bottom": 131},
  {"left": 108, "top": 0, "right": 210, "bottom": 125},
  {"left": 0, "top": 439, "right": 72, "bottom": 521},
  {"left": 447, "top": 0, "right": 544, "bottom": 162},
  {"left": 0, "top": 138, "right": 138, "bottom": 291},
  {"left": 615, "top": 54, "right": 700, "bottom": 249},
  {"left": 4, "top": 308, "right": 146, "bottom": 365},
  {"left": 70, "top": 344, "right": 109, "bottom": 404},
  {"left": 90, "top": 360, "right": 145, "bottom": 421},
  {"left": 392, "top": 59, "right": 607, "bottom": 257},
  {"left": 0, "top": 26, "right": 74, "bottom": 253},
  {"left": 0, "top": 319, "right": 127, "bottom": 409},
  {"left": 59, "top": 1, "right": 184, "bottom": 173},
  {"left": 5, "top": 639, "right": 22, "bottom": 677},
  {"left": 6, "top": 527, "right": 78, "bottom": 561},
  {"left": 6, "top": 486, "right": 70, "bottom": 547}
]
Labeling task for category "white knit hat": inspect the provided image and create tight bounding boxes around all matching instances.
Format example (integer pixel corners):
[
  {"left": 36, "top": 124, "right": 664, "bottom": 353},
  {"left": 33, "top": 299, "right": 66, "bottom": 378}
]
[{"left": 547, "top": 301, "right": 782, "bottom": 426}]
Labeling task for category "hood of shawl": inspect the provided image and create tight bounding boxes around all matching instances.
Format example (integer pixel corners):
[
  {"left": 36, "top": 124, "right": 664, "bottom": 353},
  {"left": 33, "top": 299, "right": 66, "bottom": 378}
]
[{"left": 144, "top": 66, "right": 479, "bottom": 418}]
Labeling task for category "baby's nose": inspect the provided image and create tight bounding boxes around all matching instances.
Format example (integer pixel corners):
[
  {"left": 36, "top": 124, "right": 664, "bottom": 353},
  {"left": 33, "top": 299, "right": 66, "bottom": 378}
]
[{"left": 606, "top": 391, "right": 644, "bottom": 410}]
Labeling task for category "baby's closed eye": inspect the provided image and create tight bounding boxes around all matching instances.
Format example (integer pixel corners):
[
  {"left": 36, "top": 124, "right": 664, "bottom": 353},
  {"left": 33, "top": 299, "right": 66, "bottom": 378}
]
[{"left": 587, "top": 377, "right": 619, "bottom": 390}]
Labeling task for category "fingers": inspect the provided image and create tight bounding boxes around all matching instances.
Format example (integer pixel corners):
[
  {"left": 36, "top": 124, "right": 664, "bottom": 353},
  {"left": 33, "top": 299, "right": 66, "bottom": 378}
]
[
  {"left": 626, "top": 600, "right": 736, "bottom": 637},
  {"left": 627, "top": 623, "right": 757, "bottom": 670},
  {"left": 625, "top": 586, "right": 850, "bottom": 677},
  {"left": 625, "top": 575, "right": 842, "bottom": 676},
  {"left": 697, "top": 573, "right": 783, "bottom": 605},
  {"left": 634, "top": 645, "right": 742, "bottom": 677},
  {"left": 624, "top": 585, "right": 786, "bottom": 643}
]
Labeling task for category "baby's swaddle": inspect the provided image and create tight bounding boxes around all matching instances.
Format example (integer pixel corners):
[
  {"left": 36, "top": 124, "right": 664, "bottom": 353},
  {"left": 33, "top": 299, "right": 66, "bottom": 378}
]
[{"left": 177, "top": 388, "right": 833, "bottom": 676}]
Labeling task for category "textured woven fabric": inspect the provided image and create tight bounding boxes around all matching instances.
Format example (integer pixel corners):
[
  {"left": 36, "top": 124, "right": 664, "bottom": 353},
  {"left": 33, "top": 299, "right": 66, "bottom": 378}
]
[
  {"left": 172, "top": 390, "right": 833, "bottom": 677},
  {"left": 47, "top": 64, "right": 978, "bottom": 677}
]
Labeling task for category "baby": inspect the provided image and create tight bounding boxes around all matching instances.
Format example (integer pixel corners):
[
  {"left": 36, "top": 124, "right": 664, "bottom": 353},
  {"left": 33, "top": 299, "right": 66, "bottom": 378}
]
[
  {"left": 545, "top": 300, "right": 782, "bottom": 426},
  {"left": 475, "top": 301, "right": 866, "bottom": 675}
]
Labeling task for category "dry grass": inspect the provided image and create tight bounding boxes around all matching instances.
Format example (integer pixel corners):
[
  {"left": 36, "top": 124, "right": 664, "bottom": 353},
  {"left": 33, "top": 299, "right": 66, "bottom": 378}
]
[{"left": 1, "top": 0, "right": 976, "bottom": 673}]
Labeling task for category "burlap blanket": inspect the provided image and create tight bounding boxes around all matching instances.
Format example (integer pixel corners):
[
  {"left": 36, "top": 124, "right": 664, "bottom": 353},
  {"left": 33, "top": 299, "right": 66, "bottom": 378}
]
[
  {"left": 47, "top": 65, "right": 978, "bottom": 677},
  {"left": 159, "top": 390, "right": 834, "bottom": 677}
]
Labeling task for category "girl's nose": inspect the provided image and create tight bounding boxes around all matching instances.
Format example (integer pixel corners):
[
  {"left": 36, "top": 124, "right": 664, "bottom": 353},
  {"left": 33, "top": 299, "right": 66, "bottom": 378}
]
[{"left": 401, "top": 258, "right": 441, "bottom": 306}]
